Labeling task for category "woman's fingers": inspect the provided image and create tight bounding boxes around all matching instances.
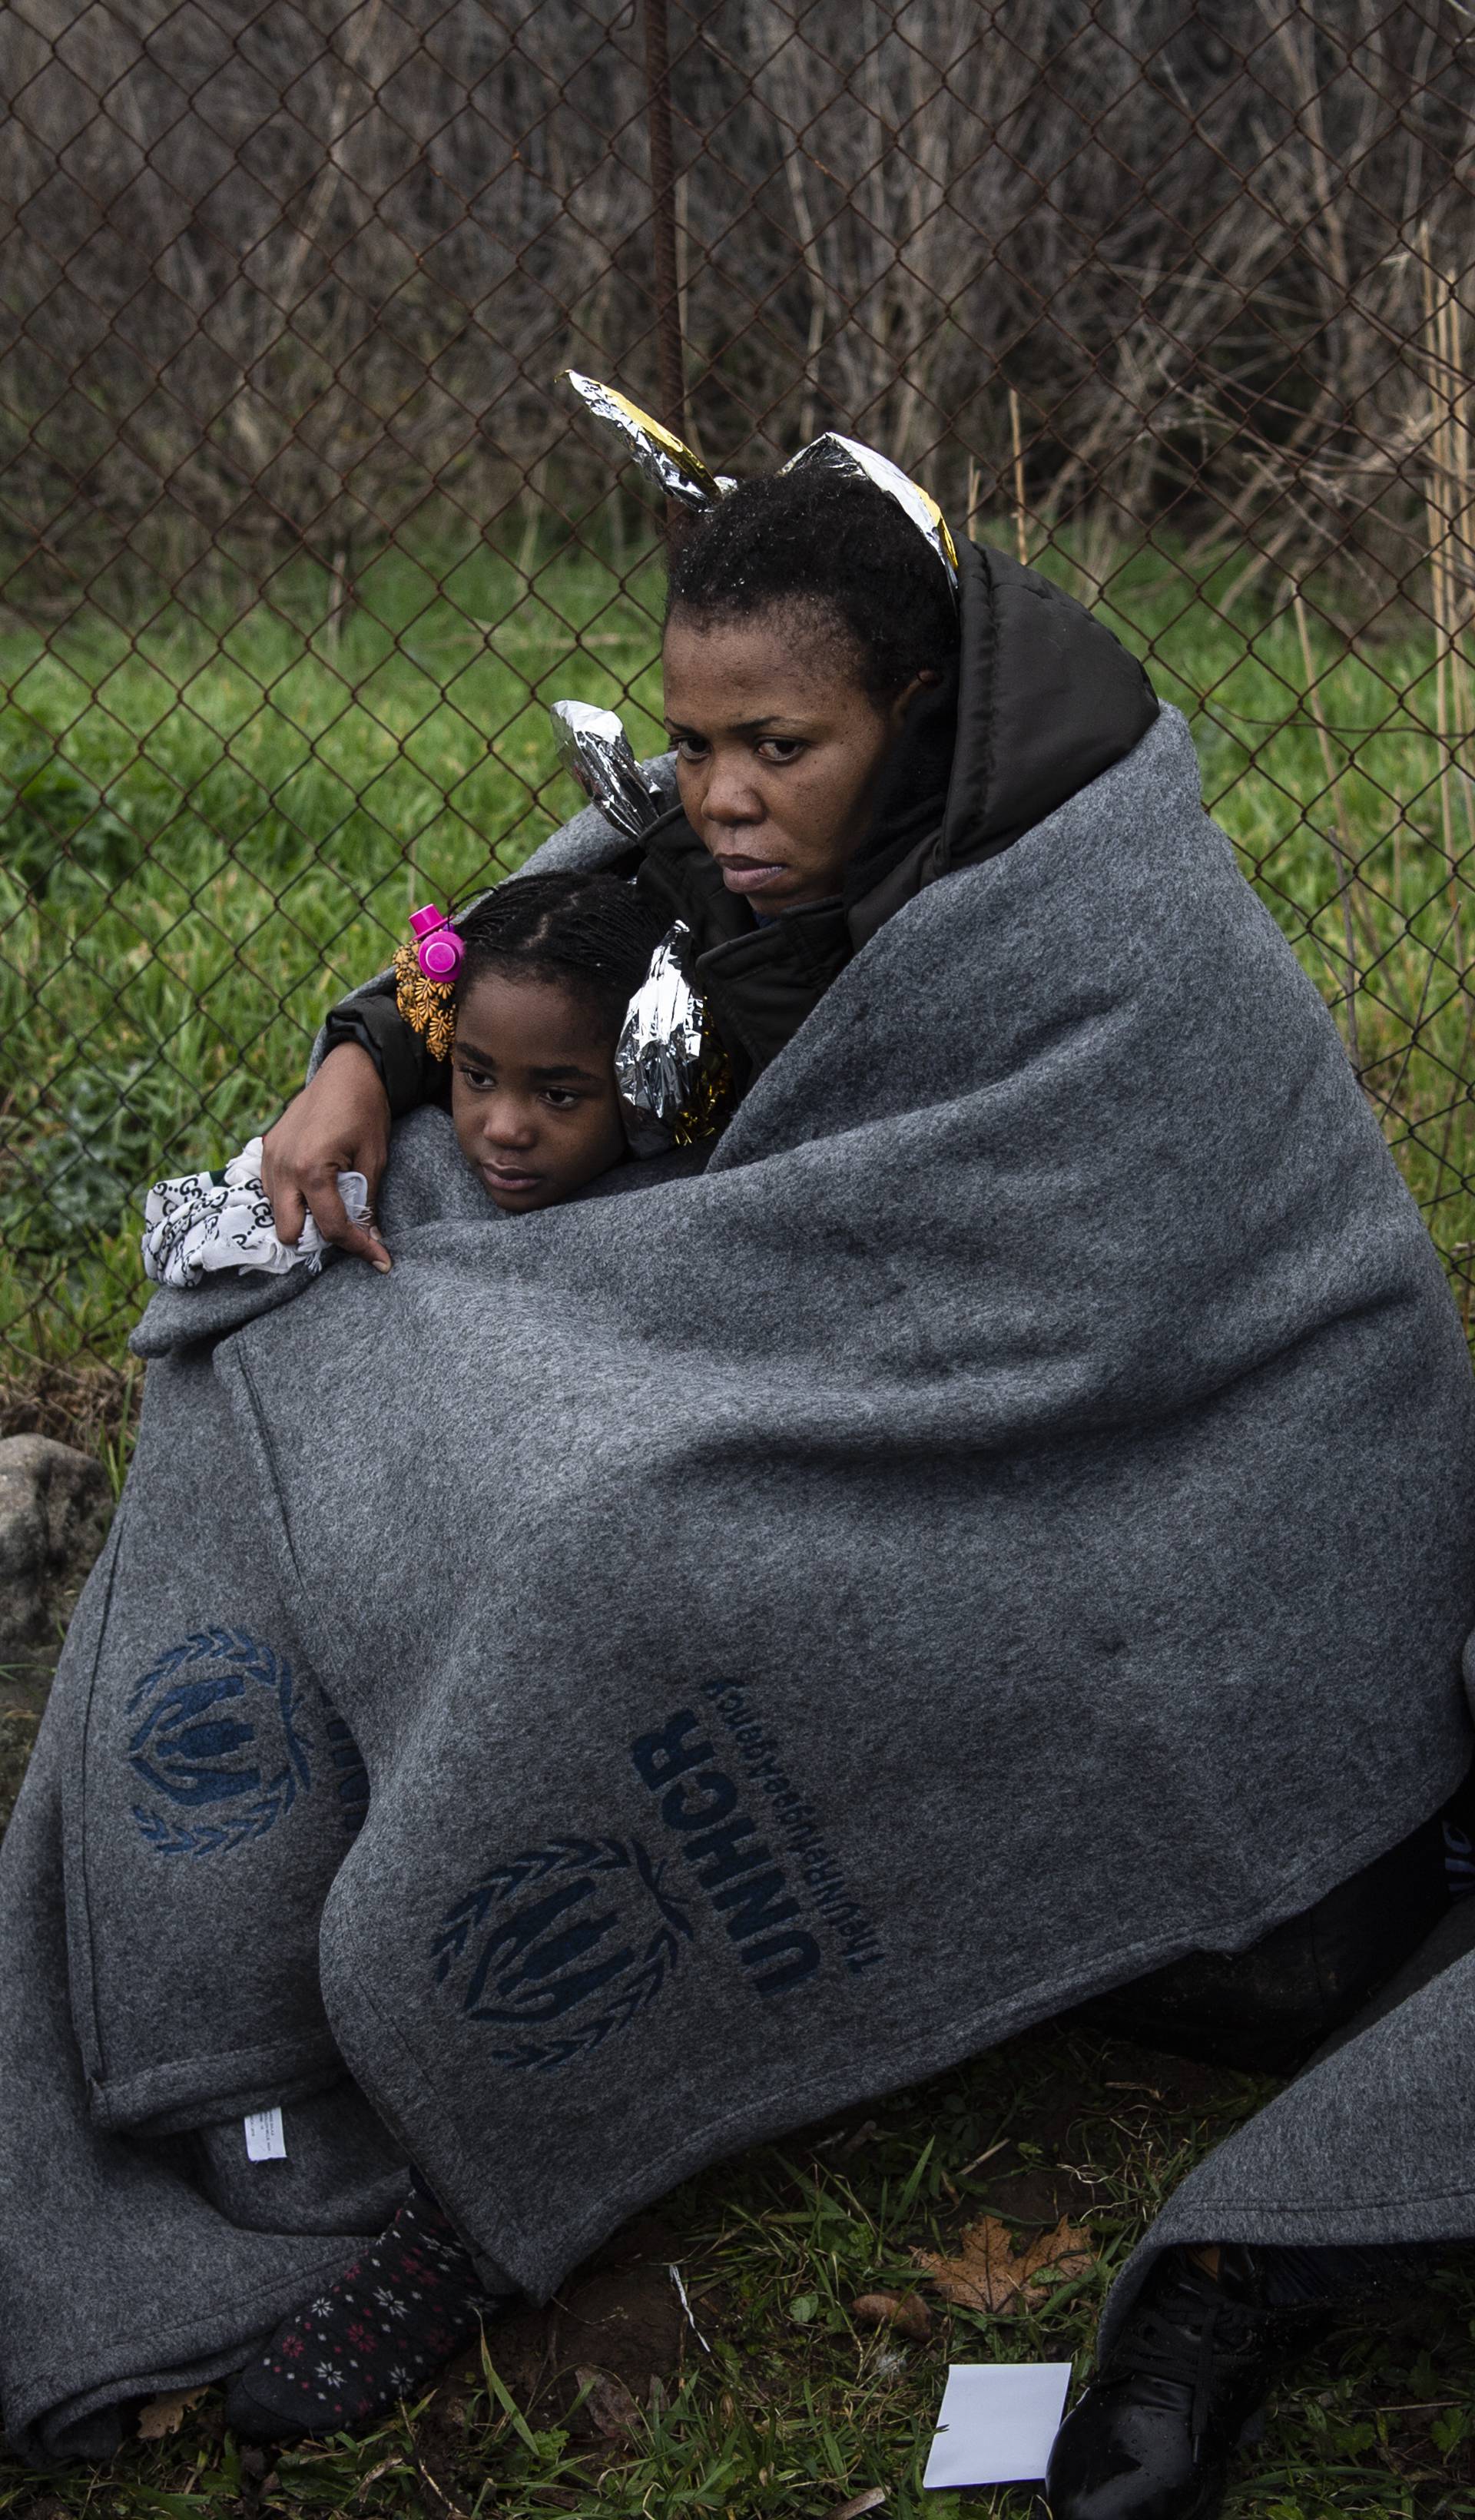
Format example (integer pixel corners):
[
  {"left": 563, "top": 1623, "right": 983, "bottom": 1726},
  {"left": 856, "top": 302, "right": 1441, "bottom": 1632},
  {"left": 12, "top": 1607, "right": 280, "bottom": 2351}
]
[
  {"left": 267, "top": 1172, "right": 310, "bottom": 1249},
  {"left": 260, "top": 1043, "right": 394, "bottom": 1270},
  {"left": 302, "top": 1167, "right": 392, "bottom": 1272}
]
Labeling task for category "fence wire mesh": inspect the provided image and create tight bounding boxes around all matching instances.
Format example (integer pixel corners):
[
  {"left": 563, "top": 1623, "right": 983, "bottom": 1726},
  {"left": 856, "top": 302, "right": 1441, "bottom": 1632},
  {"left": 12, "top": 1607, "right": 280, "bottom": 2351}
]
[{"left": 5, "top": 0, "right": 1475, "bottom": 1447}]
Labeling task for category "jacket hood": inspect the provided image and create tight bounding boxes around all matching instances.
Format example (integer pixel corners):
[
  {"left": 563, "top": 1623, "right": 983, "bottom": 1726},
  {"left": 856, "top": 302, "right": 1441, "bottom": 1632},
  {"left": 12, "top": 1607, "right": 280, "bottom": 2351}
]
[
  {"left": 946, "top": 536, "right": 1159, "bottom": 855},
  {"left": 846, "top": 535, "right": 1159, "bottom": 939}
]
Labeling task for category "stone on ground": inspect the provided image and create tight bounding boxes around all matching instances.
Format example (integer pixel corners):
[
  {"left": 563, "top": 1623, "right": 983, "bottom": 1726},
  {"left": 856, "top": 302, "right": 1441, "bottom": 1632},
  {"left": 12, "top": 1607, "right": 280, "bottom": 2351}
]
[{"left": 0, "top": 1433, "right": 111, "bottom": 1716}]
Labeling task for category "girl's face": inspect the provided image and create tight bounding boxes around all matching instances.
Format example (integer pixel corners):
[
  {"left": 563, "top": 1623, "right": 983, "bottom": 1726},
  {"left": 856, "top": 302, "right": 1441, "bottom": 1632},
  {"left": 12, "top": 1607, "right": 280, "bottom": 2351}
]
[
  {"left": 451, "top": 970, "right": 626, "bottom": 1212},
  {"left": 662, "top": 601, "right": 933, "bottom": 910}
]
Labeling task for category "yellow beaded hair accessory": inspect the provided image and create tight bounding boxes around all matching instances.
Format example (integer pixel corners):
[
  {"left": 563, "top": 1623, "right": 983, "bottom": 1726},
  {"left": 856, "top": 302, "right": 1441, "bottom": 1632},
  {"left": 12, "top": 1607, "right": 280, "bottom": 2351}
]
[
  {"left": 393, "top": 904, "right": 463, "bottom": 1063},
  {"left": 393, "top": 943, "right": 456, "bottom": 1064}
]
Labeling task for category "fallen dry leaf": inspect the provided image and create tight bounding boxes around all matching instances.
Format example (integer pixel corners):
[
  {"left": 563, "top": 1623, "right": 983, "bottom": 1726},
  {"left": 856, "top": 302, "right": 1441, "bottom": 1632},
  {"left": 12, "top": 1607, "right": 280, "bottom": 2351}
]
[
  {"left": 850, "top": 2290, "right": 931, "bottom": 2340},
  {"left": 137, "top": 2386, "right": 206, "bottom": 2440},
  {"left": 572, "top": 2363, "right": 643, "bottom": 2440},
  {"left": 824, "top": 2491, "right": 887, "bottom": 2520},
  {"left": 913, "top": 2213, "right": 1092, "bottom": 2316}
]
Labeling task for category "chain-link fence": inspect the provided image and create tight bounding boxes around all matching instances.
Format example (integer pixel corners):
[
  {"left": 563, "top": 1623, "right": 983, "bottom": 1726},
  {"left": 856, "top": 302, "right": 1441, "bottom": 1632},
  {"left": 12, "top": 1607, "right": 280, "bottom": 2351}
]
[{"left": 5, "top": 0, "right": 1475, "bottom": 1448}]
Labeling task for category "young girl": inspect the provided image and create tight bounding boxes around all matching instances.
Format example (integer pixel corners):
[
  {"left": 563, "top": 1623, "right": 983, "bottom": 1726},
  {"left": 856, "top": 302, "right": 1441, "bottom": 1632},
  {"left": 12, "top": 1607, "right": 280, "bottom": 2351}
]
[
  {"left": 142, "top": 870, "right": 670, "bottom": 1288},
  {"left": 435, "top": 869, "right": 666, "bottom": 1215}
]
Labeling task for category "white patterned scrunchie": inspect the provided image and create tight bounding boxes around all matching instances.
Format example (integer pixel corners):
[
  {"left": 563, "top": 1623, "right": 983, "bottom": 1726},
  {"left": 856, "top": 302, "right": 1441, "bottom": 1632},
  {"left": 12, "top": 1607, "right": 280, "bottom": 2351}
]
[{"left": 141, "top": 1136, "right": 370, "bottom": 1289}]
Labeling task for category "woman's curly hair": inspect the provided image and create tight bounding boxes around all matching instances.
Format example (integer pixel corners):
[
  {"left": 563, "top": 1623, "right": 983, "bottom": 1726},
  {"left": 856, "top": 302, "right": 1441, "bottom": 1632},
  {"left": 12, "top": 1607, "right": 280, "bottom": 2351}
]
[{"left": 665, "top": 469, "right": 959, "bottom": 696}]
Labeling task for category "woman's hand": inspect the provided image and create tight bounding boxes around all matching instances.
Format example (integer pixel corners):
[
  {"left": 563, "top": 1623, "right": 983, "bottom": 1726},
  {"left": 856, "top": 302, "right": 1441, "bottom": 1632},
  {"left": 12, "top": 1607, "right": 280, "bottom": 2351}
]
[{"left": 260, "top": 1042, "right": 393, "bottom": 1271}]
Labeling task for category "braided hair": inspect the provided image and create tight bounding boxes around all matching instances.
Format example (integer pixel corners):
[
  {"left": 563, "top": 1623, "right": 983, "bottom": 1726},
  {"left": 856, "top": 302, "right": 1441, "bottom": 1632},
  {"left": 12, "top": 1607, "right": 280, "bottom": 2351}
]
[
  {"left": 665, "top": 469, "right": 959, "bottom": 698},
  {"left": 453, "top": 869, "right": 664, "bottom": 1030}
]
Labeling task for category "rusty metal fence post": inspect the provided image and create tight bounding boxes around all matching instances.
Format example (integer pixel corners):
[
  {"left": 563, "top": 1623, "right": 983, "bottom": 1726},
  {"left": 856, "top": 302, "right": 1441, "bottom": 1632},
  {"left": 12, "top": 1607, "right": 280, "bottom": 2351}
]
[{"left": 644, "top": 0, "right": 688, "bottom": 443}]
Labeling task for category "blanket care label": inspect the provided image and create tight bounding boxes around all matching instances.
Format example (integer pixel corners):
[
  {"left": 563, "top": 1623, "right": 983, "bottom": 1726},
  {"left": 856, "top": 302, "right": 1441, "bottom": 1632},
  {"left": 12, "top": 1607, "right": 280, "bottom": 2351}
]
[{"left": 243, "top": 2106, "right": 287, "bottom": 2163}]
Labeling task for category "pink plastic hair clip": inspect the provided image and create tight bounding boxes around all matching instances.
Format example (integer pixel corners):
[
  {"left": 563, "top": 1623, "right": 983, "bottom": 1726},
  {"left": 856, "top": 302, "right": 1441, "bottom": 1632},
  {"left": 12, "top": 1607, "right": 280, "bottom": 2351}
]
[{"left": 409, "top": 902, "right": 464, "bottom": 983}]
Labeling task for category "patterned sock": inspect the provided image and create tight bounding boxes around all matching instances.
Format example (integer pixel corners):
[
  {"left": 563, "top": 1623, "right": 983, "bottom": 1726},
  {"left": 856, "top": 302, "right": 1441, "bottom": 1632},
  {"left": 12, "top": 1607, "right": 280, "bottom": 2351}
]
[{"left": 224, "top": 2181, "right": 509, "bottom": 2442}]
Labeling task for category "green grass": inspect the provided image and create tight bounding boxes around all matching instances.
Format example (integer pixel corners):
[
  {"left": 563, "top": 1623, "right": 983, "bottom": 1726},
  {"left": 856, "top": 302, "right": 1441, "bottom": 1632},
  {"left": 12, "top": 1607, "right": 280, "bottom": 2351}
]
[
  {"left": 0, "top": 2021, "right": 1471, "bottom": 2515},
  {"left": 4, "top": 529, "right": 1475, "bottom": 1451},
  {"left": 0, "top": 536, "right": 671, "bottom": 1441},
  {"left": 5, "top": 531, "right": 1475, "bottom": 2511}
]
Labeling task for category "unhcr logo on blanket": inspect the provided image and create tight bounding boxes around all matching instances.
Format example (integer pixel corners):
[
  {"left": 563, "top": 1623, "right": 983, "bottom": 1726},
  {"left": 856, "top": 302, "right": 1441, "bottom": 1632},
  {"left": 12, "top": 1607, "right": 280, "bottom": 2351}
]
[
  {"left": 630, "top": 1709, "right": 830, "bottom": 1996},
  {"left": 432, "top": 1839, "right": 694, "bottom": 2073},
  {"left": 125, "top": 1627, "right": 312, "bottom": 1858}
]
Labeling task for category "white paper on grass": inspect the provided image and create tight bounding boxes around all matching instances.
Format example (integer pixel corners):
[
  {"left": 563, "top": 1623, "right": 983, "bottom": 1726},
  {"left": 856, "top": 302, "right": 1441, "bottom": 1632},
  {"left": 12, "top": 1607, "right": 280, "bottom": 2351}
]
[{"left": 922, "top": 2362, "right": 1073, "bottom": 2489}]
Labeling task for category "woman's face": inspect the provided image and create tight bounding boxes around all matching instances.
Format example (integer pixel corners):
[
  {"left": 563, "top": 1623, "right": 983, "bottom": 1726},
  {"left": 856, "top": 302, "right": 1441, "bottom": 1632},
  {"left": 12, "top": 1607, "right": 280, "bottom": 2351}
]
[
  {"left": 662, "top": 602, "right": 930, "bottom": 910},
  {"left": 450, "top": 970, "right": 626, "bottom": 1212}
]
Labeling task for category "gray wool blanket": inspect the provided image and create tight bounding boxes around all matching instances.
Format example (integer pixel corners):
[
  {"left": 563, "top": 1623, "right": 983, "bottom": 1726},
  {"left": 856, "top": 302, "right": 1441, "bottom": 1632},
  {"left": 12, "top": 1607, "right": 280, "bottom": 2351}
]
[
  {"left": 5, "top": 705, "right": 1475, "bottom": 2462},
  {"left": 1099, "top": 1887, "right": 1475, "bottom": 2350}
]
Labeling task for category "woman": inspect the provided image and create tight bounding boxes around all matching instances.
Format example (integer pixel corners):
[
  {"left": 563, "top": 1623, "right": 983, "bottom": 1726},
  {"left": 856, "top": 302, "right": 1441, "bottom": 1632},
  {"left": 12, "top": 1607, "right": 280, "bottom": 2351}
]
[{"left": 2, "top": 441, "right": 1471, "bottom": 2474}]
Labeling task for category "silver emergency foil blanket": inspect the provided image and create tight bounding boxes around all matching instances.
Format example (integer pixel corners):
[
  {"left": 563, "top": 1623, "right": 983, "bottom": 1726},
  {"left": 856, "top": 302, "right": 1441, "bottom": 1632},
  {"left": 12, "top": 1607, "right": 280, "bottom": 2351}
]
[
  {"left": 549, "top": 699, "right": 665, "bottom": 846},
  {"left": 547, "top": 700, "right": 721, "bottom": 1153},
  {"left": 560, "top": 376, "right": 953, "bottom": 587},
  {"left": 781, "top": 432, "right": 959, "bottom": 592},
  {"left": 561, "top": 371, "right": 734, "bottom": 512},
  {"left": 615, "top": 920, "right": 705, "bottom": 1155}
]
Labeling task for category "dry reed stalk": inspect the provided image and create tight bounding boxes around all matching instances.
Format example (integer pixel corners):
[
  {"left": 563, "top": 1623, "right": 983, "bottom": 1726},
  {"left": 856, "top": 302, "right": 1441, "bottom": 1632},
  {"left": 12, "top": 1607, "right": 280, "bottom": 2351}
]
[
  {"left": 1434, "top": 987, "right": 1475, "bottom": 1195},
  {"left": 1424, "top": 263, "right": 1454, "bottom": 877},
  {"left": 323, "top": 543, "right": 350, "bottom": 658},
  {"left": 966, "top": 454, "right": 980, "bottom": 544},
  {"left": 516, "top": 453, "right": 549, "bottom": 582},
  {"left": 1293, "top": 589, "right": 1364, "bottom": 1076},
  {"left": 1415, "top": 236, "right": 1475, "bottom": 1202},
  {"left": 1377, "top": 908, "right": 1461, "bottom": 1122},
  {"left": 1420, "top": 238, "right": 1475, "bottom": 890},
  {"left": 1008, "top": 388, "right": 1028, "bottom": 568}
]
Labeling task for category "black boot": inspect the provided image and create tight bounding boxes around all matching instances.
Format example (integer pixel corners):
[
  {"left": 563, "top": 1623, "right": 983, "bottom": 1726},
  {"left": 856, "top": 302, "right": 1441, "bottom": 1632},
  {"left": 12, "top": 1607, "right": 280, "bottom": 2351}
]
[{"left": 1043, "top": 2247, "right": 1328, "bottom": 2520}]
